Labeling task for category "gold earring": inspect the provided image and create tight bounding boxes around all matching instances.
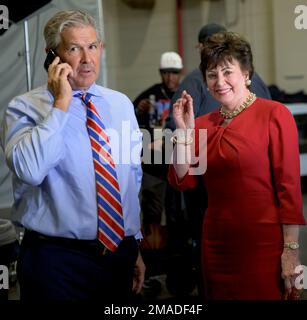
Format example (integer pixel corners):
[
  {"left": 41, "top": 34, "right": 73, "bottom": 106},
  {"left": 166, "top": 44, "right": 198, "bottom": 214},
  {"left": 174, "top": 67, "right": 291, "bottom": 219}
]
[{"left": 246, "top": 79, "right": 251, "bottom": 86}]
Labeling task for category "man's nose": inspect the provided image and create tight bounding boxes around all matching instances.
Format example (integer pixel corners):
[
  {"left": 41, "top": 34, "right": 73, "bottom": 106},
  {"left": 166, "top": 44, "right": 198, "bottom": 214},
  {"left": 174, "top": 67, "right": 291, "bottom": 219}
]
[
  {"left": 169, "top": 73, "right": 178, "bottom": 80},
  {"left": 81, "top": 49, "right": 91, "bottom": 63}
]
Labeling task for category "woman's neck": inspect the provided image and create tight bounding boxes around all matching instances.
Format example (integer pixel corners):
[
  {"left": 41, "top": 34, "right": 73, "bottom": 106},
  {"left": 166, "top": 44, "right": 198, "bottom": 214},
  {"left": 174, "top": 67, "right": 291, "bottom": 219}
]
[
  {"left": 219, "top": 91, "right": 256, "bottom": 120},
  {"left": 222, "top": 89, "right": 251, "bottom": 112}
]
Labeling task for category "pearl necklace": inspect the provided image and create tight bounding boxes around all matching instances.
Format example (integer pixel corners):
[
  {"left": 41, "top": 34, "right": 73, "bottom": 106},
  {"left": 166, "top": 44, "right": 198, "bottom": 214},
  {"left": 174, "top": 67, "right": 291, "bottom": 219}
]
[{"left": 219, "top": 92, "right": 256, "bottom": 119}]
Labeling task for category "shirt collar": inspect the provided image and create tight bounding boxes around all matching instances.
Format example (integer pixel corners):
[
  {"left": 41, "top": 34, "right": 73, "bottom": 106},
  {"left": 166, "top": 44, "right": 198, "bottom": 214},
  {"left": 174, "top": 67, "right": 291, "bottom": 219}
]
[{"left": 72, "top": 82, "right": 103, "bottom": 98}]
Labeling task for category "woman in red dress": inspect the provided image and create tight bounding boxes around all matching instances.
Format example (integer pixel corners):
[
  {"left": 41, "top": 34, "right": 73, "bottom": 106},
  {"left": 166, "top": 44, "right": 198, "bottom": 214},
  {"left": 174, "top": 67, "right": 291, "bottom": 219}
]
[{"left": 168, "top": 32, "right": 306, "bottom": 300}]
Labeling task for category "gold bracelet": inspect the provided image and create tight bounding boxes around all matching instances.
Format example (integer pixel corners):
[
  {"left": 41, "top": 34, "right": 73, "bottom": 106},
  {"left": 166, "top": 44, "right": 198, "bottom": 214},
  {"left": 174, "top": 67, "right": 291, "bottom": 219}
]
[{"left": 170, "top": 135, "right": 193, "bottom": 145}]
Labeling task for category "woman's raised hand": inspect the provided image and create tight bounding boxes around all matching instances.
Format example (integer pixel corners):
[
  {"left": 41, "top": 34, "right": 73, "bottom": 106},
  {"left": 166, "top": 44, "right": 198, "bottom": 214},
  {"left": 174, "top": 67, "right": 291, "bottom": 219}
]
[{"left": 172, "top": 90, "right": 195, "bottom": 130}]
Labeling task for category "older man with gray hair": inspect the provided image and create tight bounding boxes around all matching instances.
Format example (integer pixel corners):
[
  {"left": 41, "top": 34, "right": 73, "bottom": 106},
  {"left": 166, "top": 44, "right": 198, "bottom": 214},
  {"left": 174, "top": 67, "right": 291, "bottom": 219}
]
[{"left": 1, "top": 10, "right": 145, "bottom": 301}]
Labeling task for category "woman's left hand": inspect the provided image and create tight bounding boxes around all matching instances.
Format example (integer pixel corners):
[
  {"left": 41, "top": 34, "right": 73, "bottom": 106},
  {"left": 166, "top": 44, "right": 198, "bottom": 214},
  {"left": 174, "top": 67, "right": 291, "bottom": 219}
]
[{"left": 281, "top": 248, "right": 301, "bottom": 297}]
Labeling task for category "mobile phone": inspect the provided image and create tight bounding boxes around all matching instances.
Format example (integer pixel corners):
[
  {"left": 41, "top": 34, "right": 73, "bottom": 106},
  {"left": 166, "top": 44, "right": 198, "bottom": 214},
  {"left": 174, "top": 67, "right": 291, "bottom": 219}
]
[{"left": 44, "top": 49, "right": 57, "bottom": 71}]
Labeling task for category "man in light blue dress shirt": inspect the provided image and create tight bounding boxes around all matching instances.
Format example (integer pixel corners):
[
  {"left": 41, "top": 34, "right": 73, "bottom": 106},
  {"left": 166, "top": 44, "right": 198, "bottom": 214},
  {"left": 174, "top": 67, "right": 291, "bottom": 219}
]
[{"left": 0, "top": 10, "right": 145, "bottom": 301}]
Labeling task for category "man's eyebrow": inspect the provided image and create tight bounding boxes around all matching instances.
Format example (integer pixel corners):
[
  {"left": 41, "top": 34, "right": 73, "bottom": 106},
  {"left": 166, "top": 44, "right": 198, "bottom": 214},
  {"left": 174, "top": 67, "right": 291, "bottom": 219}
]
[
  {"left": 66, "top": 40, "right": 99, "bottom": 46},
  {"left": 66, "top": 42, "right": 80, "bottom": 47}
]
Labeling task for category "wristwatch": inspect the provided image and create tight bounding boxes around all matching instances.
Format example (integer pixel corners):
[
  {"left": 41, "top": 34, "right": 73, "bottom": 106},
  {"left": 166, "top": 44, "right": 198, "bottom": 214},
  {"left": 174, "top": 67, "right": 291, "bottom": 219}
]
[{"left": 284, "top": 242, "right": 299, "bottom": 250}]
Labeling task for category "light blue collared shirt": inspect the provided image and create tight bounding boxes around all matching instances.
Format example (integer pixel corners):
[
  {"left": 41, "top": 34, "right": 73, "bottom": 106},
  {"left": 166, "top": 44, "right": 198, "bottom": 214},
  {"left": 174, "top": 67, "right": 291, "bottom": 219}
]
[{"left": 1, "top": 83, "right": 143, "bottom": 239}]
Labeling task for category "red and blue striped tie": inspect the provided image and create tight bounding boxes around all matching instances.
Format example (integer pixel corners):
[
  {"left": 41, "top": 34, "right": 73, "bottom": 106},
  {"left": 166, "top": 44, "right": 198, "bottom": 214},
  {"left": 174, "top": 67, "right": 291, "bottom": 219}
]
[{"left": 78, "top": 93, "right": 124, "bottom": 252}]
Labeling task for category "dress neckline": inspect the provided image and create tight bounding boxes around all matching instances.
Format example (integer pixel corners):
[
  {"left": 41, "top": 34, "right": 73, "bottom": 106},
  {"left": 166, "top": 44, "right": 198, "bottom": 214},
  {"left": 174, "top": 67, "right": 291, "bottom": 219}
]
[{"left": 216, "top": 97, "right": 258, "bottom": 128}]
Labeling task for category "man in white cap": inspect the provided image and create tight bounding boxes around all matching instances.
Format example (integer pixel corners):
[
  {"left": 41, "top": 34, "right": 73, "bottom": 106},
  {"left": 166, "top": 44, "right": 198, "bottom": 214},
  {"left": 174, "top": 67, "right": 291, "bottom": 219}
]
[
  {"left": 132, "top": 52, "right": 183, "bottom": 266},
  {"left": 134, "top": 51, "right": 183, "bottom": 129}
]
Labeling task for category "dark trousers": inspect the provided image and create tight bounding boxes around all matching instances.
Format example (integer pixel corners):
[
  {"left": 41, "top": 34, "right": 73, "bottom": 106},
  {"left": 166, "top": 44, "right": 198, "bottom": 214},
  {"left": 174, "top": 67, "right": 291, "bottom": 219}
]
[
  {"left": 17, "top": 231, "right": 138, "bottom": 301},
  {"left": 141, "top": 173, "right": 166, "bottom": 228}
]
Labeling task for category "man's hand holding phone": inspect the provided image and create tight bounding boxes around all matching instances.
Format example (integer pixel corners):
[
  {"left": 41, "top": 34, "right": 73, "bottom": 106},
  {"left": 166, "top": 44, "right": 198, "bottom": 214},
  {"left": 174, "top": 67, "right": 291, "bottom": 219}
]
[{"left": 46, "top": 53, "right": 73, "bottom": 113}]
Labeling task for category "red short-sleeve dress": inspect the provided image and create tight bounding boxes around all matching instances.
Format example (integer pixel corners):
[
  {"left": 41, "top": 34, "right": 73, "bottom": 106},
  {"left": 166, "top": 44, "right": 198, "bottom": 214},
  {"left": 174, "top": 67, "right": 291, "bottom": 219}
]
[{"left": 168, "top": 97, "right": 306, "bottom": 300}]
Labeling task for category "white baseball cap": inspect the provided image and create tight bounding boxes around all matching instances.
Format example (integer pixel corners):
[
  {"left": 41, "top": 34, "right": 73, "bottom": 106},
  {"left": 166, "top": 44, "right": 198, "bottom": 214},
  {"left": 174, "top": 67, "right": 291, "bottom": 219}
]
[{"left": 159, "top": 52, "right": 183, "bottom": 72}]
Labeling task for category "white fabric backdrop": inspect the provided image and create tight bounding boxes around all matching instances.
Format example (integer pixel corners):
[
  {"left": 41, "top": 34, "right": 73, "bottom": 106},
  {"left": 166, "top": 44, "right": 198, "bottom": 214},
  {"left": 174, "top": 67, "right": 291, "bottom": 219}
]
[{"left": 0, "top": 0, "right": 105, "bottom": 209}]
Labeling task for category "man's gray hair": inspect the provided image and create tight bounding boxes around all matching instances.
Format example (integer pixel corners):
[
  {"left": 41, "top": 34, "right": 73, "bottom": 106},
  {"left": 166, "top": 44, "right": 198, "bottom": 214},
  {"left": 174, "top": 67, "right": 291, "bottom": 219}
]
[{"left": 44, "top": 10, "right": 100, "bottom": 50}]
